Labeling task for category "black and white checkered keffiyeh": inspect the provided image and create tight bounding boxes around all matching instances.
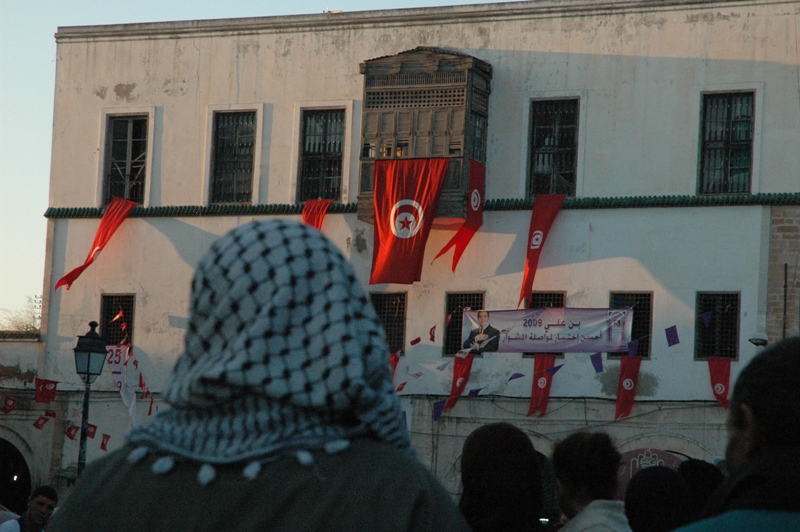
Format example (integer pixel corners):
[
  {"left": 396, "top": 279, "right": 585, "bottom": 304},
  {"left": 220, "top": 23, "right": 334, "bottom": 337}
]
[{"left": 127, "top": 219, "right": 411, "bottom": 469}]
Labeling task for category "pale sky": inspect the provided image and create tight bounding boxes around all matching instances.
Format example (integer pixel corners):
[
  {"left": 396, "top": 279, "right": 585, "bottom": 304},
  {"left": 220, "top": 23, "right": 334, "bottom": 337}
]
[{"left": 0, "top": 0, "right": 513, "bottom": 316}]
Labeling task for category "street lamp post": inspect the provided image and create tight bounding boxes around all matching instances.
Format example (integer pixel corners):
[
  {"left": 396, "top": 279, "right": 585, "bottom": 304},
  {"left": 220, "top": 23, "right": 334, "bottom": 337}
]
[{"left": 73, "top": 321, "right": 107, "bottom": 476}]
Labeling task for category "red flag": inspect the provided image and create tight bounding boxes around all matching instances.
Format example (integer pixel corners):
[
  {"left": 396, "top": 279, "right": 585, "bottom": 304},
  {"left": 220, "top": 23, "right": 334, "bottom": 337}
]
[
  {"left": 527, "top": 354, "right": 557, "bottom": 417},
  {"left": 370, "top": 158, "right": 449, "bottom": 284},
  {"left": 86, "top": 424, "right": 98, "bottom": 439},
  {"left": 518, "top": 194, "right": 566, "bottom": 307},
  {"left": 33, "top": 416, "right": 51, "bottom": 429},
  {"left": 389, "top": 351, "right": 400, "bottom": 379},
  {"left": 44, "top": 410, "right": 56, "bottom": 418},
  {"left": 445, "top": 354, "right": 475, "bottom": 410},
  {"left": 139, "top": 373, "right": 146, "bottom": 390},
  {"left": 55, "top": 196, "right": 137, "bottom": 290},
  {"left": 100, "top": 433, "right": 111, "bottom": 451},
  {"left": 110, "top": 309, "right": 124, "bottom": 322},
  {"left": 396, "top": 382, "right": 407, "bottom": 392},
  {"left": 433, "top": 160, "right": 485, "bottom": 271},
  {"left": 1, "top": 397, "right": 17, "bottom": 414},
  {"left": 148, "top": 395, "right": 155, "bottom": 416},
  {"left": 429, "top": 325, "right": 436, "bottom": 342},
  {"left": 65, "top": 425, "right": 80, "bottom": 440},
  {"left": 35, "top": 378, "right": 58, "bottom": 404},
  {"left": 302, "top": 199, "right": 333, "bottom": 231},
  {"left": 410, "top": 337, "right": 421, "bottom": 346},
  {"left": 708, "top": 357, "right": 731, "bottom": 408},
  {"left": 615, "top": 355, "right": 642, "bottom": 420},
  {"left": 142, "top": 387, "right": 151, "bottom": 399}
]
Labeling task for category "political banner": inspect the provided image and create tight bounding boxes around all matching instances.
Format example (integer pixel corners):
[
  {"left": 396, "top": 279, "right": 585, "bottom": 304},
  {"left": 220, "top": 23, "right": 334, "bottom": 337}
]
[{"left": 461, "top": 307, "right": 633, "bottom": 354}]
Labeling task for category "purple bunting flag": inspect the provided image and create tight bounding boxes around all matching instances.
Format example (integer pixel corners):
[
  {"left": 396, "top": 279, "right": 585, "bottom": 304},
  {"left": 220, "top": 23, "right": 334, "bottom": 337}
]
[
  {"left": 590, "top": 352, "right": 604, "bottom": 373},
  {"left": 468, "top": 388, "right": 483, "bottom": 397},
  {"left": 546, "top": 364, "right": 564, "bottom": 376},
  {"left": 665, "top": 325, "right": 680, "bottom": 347},
  {"left": 436, "top": 360, "right": 451, "bottom": 371},
  {"left": 432, "top": 399, "right": 446, "bottom": 421},
  {"left": 508, "top": 372, "right": 525, "bottom": 382},
  {"left": 701, "top": 311, "right": 713, "bottom": 328},
  {"left": 627, "top": 339, "right": 639, "bottom": 359}
]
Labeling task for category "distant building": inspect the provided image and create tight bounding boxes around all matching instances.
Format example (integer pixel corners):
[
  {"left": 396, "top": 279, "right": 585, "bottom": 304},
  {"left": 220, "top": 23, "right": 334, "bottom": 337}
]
[{"left": 2, "top": 0, "right": 798, "bottom": 501}]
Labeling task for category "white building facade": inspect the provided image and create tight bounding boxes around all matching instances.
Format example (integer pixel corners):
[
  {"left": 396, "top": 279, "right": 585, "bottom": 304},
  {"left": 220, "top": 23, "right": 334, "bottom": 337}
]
[{"left": 1, "top": 0, "right": 799, "bottom": 504}]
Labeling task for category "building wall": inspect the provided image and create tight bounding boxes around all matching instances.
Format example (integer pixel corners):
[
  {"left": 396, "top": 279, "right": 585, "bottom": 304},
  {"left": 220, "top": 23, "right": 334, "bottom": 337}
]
[{"left": 19, "top": 0, "right": 800, "bottom": 489}]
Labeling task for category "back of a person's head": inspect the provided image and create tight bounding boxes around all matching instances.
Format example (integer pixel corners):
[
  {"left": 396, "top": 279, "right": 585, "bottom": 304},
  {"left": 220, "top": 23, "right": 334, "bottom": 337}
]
[
  {"left": 552, "top": 431, "right": 620, "bottom": 504},
  {"left": 30, "top": 486, "right": 58, "bottom": 505},
  {"left": 624, "top": 466, "right": 692, "bottom": 532},
  {"left": 730, "top": 335, "right": 800, "bottom": 446},
  {"left": 677, "top": 459, "right": 724, "bottom": 519},
  {"left": 459, "top": 422, "right": 544, "bottom": 531}
]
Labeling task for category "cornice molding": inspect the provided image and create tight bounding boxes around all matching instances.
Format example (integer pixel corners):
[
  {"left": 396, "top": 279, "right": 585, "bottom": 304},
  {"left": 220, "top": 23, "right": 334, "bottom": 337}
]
[{"left": 44, "top": 192, "right": 800, "bottom": 219}]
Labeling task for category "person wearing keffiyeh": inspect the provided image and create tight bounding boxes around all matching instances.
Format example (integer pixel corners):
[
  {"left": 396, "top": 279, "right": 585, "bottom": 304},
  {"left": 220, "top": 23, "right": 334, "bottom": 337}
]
[{"left": 50, "top": 219, "right": 469, "bottom": 532}]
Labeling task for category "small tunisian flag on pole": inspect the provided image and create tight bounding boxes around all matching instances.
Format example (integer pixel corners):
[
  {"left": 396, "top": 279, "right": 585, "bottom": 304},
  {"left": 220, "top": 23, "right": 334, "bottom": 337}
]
[
  {"left": 518, "top": 194, "right": 565, "bottom": 307},
  {"left": 432, "top": 160, "right": 485, "bottom": 272},
  {"left": 370, "top": 158, "right": 449, "bottom": 285},
  {"left": 707, "top": 357, "right": 731, "bottom": 408},
  {"left": 527, "top": 354, "right": 556, "bottom": 417},
  {"left": 444, "top": 353, "right": 475, "bottom": 410},
  {"left": 615, "top": 350, "right": 642, "bottom": 421},
  {"left": 55, "top": 197, "right": 137, "bottom": 290},
  {"left": 302, "top": 199, "right": 333, "bottom": 231}
]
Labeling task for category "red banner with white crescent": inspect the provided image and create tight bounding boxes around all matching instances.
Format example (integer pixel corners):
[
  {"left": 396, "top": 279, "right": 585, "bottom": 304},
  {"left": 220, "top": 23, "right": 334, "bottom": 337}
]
[
  {"left": 432, "top": 160, "right": 484, "bottom": 272},
  {"left": 55, "top": 196, "right": 137, "bottom": 291},
  {"left": 518, "top": 194, "right": 566, "bottom": 307},
  {"left": 302, "top": 199, "right": 333, "bottom": 231},
  {"left": 370, "top": 158, "right": 449, "bottom": 285},
  {"left": 444, "top": 353, "right": 475, "bottom": 410},
  {"left": 707, "top": 357, "right": 731, "bottom": 408},
  {"left": 615, "top": 355, "right": 642, "bottom": 420},
  {"left": 527, "top": 354, "right": 556, "bottom": 417}
]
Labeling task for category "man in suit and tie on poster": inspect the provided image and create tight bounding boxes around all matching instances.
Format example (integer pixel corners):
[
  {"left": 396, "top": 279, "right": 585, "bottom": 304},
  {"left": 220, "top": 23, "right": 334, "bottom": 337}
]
[{"left": 463, "top": 310, "right": 500, "bottom": 354}]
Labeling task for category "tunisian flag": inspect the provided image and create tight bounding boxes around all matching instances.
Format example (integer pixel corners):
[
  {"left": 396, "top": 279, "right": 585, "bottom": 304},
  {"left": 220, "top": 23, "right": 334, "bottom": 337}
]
[
  {"left": 615, "top": 354, "right": 642, "bottom": 420},
  {"left": 527, "top": 354, "right": 556, "bottom": 417},
  {"left": 432, "top": 160, "right": 484, "bottom": 272},
  {"left": 55, "top": 197, "right": 137, "bottom": 290},
  {"left": 35, "top": 378, "right": 58, "bottom": 404},
  {"left": 370, "top": 158, "right": 449, "bottom": 285},
  {"left": 444, "top": 353, "right": 475, "bottom": 410},
  {"left": 302, "top": 199, "right": 333, "bottom": 231},
  {"left": 708, "top": 357, "right": 731, "bottom": 408},
  {"left": 518, "top": 194, "right": 566, "bottom": 307}
]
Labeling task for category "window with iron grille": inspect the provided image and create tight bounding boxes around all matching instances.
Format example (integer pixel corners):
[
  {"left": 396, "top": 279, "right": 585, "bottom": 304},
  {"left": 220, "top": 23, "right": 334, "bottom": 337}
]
[
  {"left": 104, "top": 115, "right": 147, "bottom": 205},
  {"left": 699, "top": 92, "right": 754, "bottom": 195},
  {"left": 371, "top": 293, "right": 406, "bottom": 354},
  {"left": 210, "top": 111, "right": 256, "bottom": 204},
  {"left": 608, "top": 292, "right": 652, "bottom": 358},
  {"left": 101, "top": 295, "right": 135, "bottom": 346},
  {"left": 528, "top": 99, "right": 578, "bottom": 196},
  {"left": 695, "top": 292, "right": 739, "bottom": 359},
  {"left": 299, "top": 109, "right": 345, "bottom": 201},
  {"left": 524, "top": 292, "right": 566, "bottom": 357},
  {"left": 444, "top": 292, "right": 484, "bottom": 356}
]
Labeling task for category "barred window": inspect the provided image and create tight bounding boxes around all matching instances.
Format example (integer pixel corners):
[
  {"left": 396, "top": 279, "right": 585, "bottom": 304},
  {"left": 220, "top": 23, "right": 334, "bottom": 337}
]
[
  {"left": 699, "top": 92, "right": 753, "bottom": 195},
  {"left": 695, "top": 292, "right": 740, "bottom": 359},
  {"left": 525, "top": 292, "right": 566, "bottom": 357},
  {"left": 609, "top": 292, "right": 652, "bottom": 358},
  {"left": 528, "top": 99, "right": 578, "bottom": 196},
  {"left": 444, "top": 292, "right": 484, "bottom": 356},
  {"left": 104, "top": 115, "right": 147, "bottom": 205},
  {"left": 299, "top": 109, "right": 344, "bottom": 201},
  {"left": 101, "top": 295, "right": 135, "bottom": 346},
  {"left": 371, "top": 293, "right": 406, "bottom": 354},
  {"left": 210, "top": 111, "right": 255, "bottom": 204}
]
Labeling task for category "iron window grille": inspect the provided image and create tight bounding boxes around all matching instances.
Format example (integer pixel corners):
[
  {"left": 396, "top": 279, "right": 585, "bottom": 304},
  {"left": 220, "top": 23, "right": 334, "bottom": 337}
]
[
  {"left": 525, "top": 292, "right": 567, "bottom": 357},
  {"left": 371, "top": 293, "right": 406, "bottom": 354},
  {"left": 210, "top": 111, "right": 256, "bottom": 204},
  {"left": 104, "top": 115, "right": 147, "bottom": 205},
  {"left": 299, "top": 109, "right": 345, "bottom": 201},
  {"left": 528, "top": 99, "right": 578, "bottom": 196},
  {"left": 101, "top": 295, "right": 135, "bottom": 346},
  {"left": 608, "top": 292, "right": 652, "bottom": 358},
  {"left": 695, "top": 292, "right": 740, "bottom": 359},
  {"left": 444, "top": 292, "right": 485, "bottom": 356},
  {"left": 699, "top": 92, "right": 754, "bottom": 195}
]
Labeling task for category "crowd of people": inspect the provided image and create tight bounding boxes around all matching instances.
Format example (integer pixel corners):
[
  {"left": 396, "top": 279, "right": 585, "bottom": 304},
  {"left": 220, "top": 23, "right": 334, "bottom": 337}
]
[{"left": 9, "top": 220, "right": 797, "bottom": 531}]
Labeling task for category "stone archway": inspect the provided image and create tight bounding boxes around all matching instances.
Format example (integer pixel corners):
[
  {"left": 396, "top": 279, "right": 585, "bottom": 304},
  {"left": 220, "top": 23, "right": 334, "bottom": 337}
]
[{"left": 0, "top": 438, "right": 31, "bottom": 514}]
